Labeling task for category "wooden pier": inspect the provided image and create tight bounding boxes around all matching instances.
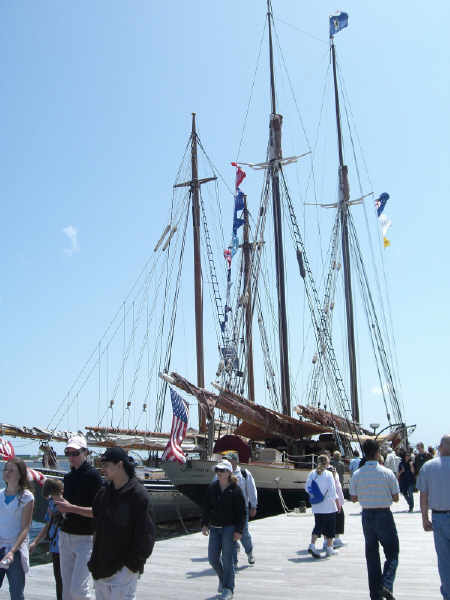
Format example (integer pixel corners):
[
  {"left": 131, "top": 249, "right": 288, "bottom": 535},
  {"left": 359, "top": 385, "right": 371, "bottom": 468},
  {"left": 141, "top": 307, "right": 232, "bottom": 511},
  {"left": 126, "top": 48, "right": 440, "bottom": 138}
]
[{"left": 0, "top": 496, "right": 440, "bottom": 599}]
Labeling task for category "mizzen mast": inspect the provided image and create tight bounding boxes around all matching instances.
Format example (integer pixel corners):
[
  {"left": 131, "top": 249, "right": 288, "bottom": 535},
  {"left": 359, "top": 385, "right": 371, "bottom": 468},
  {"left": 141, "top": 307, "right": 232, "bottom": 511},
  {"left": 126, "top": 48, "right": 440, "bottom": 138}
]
[{"left": 267, "top": 0, "right": 291, "bottom": 416}]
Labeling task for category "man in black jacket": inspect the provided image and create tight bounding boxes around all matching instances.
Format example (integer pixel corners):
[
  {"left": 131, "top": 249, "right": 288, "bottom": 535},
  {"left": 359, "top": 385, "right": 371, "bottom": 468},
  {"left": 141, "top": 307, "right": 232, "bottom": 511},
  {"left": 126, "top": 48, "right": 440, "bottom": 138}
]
[{"left": 87, "top": 448, "right": 155, "bottom": 600}]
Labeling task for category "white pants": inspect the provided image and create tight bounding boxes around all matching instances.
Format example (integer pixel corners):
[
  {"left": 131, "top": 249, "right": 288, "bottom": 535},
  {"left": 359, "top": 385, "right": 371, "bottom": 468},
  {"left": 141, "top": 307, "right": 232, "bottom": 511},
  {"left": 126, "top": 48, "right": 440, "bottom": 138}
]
[
  {"left": 94, "top": 566, "right": 139, "bottom": 600},
  {"left": 59, "top": 531, "right": 93, "bottom": 600}
]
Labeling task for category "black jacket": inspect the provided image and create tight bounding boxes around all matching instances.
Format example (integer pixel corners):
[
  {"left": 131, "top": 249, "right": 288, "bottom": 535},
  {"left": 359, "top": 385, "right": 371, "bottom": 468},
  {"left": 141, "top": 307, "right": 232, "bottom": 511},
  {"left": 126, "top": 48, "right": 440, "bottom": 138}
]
[
  {"left": 87, "top": 476, "right": 156, "bottom": 580},
  {"left": 201, "top": 480, "right": 246, "bottom": 534},
  {"left": 61, "top": 461, "right": 102, "bottom": 535}
]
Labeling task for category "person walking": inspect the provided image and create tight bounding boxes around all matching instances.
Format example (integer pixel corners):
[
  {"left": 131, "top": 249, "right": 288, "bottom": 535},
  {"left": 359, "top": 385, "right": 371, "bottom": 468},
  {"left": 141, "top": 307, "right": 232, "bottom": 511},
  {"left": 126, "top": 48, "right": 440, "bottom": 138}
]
[
  {"left": 417, "top": 434, "right": 450, "bottom": 600},
  {"left": 414, "top": 443, "right": 432, "bottom": 477},
  {"left": 384, "top": 448, "right": 401, "bottom": 475},
  {"left": 87, "top": 447, "right": 155, "bottom": 600},
  {"left": 202, "top": 459, "right": 246, "bottom": 600},
  {"left": 397, "top": 451, "right": 415, "bottom": 512},
  {"left": 56, "top": 436, "right": 102, "bottom": 600},
  {"left": 350, "top": 439, "right": 399, "bottom": 600},
  {"left": 349, "top": 449, "right": 361, "bottom": 477},
  {"left": 306, "top": 454, "right": 340, "bottom": 558},
  {"left": 331, "top": 451, "right": 345, "bottom": 487},
  {"left": 0, "top": 458, "right": 34, "bottom": 600},
  {"left": 225, "top": 452, "right": 257, "bottom": 567}
]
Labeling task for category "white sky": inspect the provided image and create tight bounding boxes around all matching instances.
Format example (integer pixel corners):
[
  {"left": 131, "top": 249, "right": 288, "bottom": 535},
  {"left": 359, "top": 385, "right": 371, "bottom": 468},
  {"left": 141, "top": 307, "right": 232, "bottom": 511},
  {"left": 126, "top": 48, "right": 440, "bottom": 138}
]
[{"left": 1, "top": 1, "right": 449, "bottom": 456}]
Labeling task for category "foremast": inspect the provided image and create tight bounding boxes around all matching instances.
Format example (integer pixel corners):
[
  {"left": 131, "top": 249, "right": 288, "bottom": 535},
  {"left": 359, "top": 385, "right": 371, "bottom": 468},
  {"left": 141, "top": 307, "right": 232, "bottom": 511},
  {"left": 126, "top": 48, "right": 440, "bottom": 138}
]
[{"left": 330, "top": 37, "right": 359, "bottom": 423}]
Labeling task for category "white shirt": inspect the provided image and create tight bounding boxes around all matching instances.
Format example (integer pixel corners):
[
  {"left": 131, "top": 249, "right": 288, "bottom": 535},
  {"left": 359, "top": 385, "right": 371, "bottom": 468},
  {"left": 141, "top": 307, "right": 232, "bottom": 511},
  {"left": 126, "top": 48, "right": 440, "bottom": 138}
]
[{"left": 305, "top": 469, "right": 338, "bottom": 514}]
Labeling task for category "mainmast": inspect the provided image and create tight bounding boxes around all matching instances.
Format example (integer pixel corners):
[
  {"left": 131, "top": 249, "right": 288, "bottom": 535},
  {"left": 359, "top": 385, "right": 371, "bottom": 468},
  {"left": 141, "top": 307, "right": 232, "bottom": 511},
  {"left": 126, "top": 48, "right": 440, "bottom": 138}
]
[
  {"left": 267, "top": 1, "right": 291, "bottom": 416},
  {"left": 243, "top": 194, "right": 255, "bottom": 402},
  {"left": 330, "top": 39, "right": 359, "bottom": 423}
]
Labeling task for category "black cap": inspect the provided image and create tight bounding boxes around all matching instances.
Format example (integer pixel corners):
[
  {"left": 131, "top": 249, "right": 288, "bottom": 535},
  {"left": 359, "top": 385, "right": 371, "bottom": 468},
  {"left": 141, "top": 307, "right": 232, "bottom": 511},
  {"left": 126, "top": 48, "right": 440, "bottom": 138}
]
[{"left": 101, "top": 447, "right": 130, "bottom": 464}]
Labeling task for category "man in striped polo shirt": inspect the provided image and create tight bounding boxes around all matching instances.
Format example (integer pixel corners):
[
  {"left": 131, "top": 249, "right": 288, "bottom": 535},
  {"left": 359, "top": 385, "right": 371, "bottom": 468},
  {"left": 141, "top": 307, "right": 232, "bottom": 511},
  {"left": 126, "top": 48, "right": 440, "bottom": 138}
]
[{"left": 350, "top": 439, "right": 400, "bottom": 600}]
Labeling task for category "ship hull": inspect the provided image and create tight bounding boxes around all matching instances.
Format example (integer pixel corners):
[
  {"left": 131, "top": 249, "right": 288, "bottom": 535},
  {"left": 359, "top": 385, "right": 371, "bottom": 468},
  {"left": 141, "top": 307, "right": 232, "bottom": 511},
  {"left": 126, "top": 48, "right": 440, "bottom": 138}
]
[{"left": 162, "top": 459, "right": 351, "bottom": 518}]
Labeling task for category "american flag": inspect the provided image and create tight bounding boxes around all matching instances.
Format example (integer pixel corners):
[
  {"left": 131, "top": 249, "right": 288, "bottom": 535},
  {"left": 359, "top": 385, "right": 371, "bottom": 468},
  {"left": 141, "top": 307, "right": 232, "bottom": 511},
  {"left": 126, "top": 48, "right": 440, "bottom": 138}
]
[
  {"left": 0, "top": 438, "right": 15, "bottom": 461},
  {"left": 161, "top": 387, "right": 189, "bottom": 464}
]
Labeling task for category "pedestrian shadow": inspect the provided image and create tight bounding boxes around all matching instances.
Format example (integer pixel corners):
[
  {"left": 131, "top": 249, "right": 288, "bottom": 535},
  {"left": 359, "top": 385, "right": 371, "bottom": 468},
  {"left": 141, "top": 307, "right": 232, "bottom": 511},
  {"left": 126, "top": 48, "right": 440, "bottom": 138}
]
[
  {"left": 186, "top": 567, "right": 216, "bottom": 579},
  {"left": 191, "top": 556, "right": 210, "bottom": 562},
  {"left": 289, "top": 555, "right": 326, "bottom": 563}
]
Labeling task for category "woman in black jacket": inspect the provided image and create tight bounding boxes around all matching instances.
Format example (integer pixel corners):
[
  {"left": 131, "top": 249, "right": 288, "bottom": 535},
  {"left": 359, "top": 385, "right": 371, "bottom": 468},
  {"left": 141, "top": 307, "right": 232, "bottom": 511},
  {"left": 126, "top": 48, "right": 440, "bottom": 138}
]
[
  {"left": 202, "top": 459, "right": 246, "bottom": 600},
  {"left": 398, "top": 451, "right": 415, "bottom": 512}
]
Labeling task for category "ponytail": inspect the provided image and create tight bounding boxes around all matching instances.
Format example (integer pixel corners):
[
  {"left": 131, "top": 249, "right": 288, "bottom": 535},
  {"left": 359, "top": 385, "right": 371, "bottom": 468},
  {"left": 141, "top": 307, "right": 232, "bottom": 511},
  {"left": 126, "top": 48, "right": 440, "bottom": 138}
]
[{"left": 315, "top": 455, "right": 329, "bottom": 475}]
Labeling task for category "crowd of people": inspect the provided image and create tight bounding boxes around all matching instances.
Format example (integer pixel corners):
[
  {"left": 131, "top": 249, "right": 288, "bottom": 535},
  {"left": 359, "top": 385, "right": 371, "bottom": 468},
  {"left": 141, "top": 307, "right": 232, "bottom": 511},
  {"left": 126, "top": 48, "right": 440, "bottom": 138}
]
[
  {"left": 0, "top": 435, "right": 448, "bottom": 600},
  {"left": 0, "top": 436, "right": 155, "bottom": 600}
]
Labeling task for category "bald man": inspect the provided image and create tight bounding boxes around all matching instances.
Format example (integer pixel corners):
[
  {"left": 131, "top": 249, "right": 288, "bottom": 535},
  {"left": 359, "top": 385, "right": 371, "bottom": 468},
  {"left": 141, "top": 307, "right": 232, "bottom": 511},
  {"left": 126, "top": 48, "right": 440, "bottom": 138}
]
[{"left": 417, "top": 434, "right": 450, "bottom": 600}]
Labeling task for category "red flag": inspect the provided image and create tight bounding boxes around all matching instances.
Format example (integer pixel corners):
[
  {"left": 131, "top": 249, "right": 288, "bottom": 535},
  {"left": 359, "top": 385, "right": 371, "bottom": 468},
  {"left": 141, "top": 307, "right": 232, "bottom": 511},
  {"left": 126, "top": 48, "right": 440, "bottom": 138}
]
[
  {"left": 231, "top": 163, "right": 246, "bottom": 189},
  {"left": 223, "top": 249, "right": 231, "bottom": 267}
]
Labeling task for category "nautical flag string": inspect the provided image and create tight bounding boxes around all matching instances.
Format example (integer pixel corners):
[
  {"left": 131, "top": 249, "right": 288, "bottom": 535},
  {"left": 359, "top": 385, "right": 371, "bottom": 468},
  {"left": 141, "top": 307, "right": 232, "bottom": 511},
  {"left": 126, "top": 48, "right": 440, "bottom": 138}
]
[
  {"left": 27, "top": 467, "right": 46, "bottom": 487},
  {"left": 161, "top": 387, "right": 190, "bottom": 464},
  {"left": 375, "top": 193, "right": 392, "bottom": 249}
]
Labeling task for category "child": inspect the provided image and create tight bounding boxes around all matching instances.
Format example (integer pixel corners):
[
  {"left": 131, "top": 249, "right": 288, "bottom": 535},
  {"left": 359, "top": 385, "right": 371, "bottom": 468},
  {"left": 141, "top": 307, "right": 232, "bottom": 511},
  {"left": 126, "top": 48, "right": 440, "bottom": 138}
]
[{"left": 29, "top": 478, "right": 65, "bottom": 600}]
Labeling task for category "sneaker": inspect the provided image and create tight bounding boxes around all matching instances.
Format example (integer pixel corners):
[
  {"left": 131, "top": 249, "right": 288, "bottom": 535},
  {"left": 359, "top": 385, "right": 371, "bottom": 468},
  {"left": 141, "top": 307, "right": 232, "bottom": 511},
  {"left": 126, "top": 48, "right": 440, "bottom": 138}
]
[
  {"left": 326, "top": 547, "right": 339, "bottom": 556},
  {"left": 218, "top": 582, "right": 223, "bottom": 593},
  {"left": 322, "top": 540, "right": 327, "bottom": 550},
  {"left": 378, "top": 586, "right": 396, "bottom": 600},
  {"left": 333, "top": 538, "right": 348, "bottom": 548},
  {"left": 233, "top": 562, "right": 238, "bottom": 569},
  {"left": 236, "top": 543, "right": 240, "bottom": 554},
  {"left": 308, "top": 544, "right": 321, "bottom": 559},
  {"left": 221, "top": 588, "right": 233, "bottom": 600},
  {"left": 247, "top": 552, "right": 255, "bottom": 565}
]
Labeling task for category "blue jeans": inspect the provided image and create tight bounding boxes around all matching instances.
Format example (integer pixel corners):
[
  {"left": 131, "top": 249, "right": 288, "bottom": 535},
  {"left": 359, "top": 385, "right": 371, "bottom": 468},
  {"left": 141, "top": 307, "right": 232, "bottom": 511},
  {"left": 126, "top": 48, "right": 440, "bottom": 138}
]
[
  {"left": 233, "top": 509, "right": 253, "bottom": 565},
  {"left": 208, "top": 526, "right": 236, "bottom": 592},
  {"left": 403, "top": 483, "right": 414, "bottom": 510},
  {"left": 361, "top": 509, "right": 399, "bottom": 600},
  {"left": 0, "top": 548, "right": 26, "bottom": 600},
  {"left": 432, "top": 513, "right": 450, "bottom": 599}
]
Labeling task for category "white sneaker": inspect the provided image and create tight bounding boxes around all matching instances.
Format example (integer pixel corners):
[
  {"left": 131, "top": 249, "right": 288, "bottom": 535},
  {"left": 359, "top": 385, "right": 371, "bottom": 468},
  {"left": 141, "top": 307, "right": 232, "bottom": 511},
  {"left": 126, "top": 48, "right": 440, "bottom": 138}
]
[
  {"left": 322, "top": 540, "right": 327, "bottom": 549},
  {"left": 218, "top": 582, "right": 223, "bottom": 593},
  {"left": 308, "top": 544, "right": 321, "bottom": 559},
  {"left": 333, "top": 538, "right": 348, "bottom": 548},
  {"left": 247, "top": 552, "right": 255, "bottom": 565},
  {"left": 326, "top": 547, "right": 339, "bottom": 556},
  {"left": 221, "top": 589, "right": 233, "bottom": 600}
]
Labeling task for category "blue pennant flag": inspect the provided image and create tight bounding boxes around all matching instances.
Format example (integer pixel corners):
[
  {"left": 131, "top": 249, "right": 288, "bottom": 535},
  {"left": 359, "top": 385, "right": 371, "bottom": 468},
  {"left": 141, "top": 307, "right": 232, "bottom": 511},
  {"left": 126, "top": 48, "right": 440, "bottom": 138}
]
[
  {"left": 233, "top": 218, "right": 245, "bottom": 234},
  {"left": 375, "top": 192, "right": 390, "bottom": 217},
  {"left": 235, "top": 188, "right": 245, "bottom": 212},
  {"left": 330, "top": 12, "right": 349, "bottom": 38}
]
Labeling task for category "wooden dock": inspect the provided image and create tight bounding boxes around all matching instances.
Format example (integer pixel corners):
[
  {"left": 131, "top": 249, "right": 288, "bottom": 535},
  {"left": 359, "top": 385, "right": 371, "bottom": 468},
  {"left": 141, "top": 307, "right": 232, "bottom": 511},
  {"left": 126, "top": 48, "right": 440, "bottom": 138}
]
[{"left": 0, "top": 495, "right": 441, "bottom": 599}]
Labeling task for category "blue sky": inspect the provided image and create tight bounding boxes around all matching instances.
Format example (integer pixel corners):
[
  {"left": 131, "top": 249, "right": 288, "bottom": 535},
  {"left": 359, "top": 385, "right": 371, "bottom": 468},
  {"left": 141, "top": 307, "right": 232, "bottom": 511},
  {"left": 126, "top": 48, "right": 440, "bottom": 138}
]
[{"left": 1, "top": 1, "right": 449, "bottom": 456}]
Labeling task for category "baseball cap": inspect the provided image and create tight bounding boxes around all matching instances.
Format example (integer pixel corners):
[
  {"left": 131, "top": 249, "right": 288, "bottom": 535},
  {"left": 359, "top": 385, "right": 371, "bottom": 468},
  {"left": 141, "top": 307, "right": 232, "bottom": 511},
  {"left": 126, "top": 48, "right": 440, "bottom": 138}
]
[
  {"left": 65, "top": 436, "right": 87, "bottom": 450},
  {"left": 225, "top": 452, "right": 238, "bottom": 461},
  {"left": 211, "top": 459, "right": 232, "bottom": 472},
  {"left": 101, "top": 447, "right": 131, "bottom": 464}
]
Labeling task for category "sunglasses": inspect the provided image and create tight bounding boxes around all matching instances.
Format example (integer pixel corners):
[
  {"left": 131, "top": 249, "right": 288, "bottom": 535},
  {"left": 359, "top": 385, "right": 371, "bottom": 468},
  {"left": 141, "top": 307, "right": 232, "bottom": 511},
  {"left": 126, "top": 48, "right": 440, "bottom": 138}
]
[
  {"left": 215, "top": 468, "right": 227, "bottom": 473},
  {"left": 64, "top": 450, "right": 83, "bottom": 457}
]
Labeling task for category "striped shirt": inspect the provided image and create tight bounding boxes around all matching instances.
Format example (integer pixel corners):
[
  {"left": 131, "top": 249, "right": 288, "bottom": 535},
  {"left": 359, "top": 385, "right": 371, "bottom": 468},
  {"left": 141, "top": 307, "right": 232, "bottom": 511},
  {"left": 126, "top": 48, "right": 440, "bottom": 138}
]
[{"left": 349, "top": 461, "right": 399, "bottom": 508}]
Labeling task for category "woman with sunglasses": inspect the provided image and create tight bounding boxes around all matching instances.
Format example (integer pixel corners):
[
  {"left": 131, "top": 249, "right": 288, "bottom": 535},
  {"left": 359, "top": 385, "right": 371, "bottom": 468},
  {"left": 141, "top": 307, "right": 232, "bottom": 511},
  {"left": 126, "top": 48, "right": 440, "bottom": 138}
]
[
  {"left": 397, "top": 450, "right": 415, "bottom": 512},
  {"left": 55, "top": 436, "right": 102, "bottom": 600},
  {"left": 0, "top": 457, "right": 34, "bottom": 600},
  {"left": 202, "top": 459, "right": 247, "bottom": 600}
]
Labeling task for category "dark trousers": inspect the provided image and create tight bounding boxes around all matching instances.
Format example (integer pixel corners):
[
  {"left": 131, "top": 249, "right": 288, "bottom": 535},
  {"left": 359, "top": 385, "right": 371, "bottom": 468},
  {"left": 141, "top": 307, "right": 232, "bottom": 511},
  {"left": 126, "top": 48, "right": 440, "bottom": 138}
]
[
  {"left": 361, "top": 509, "right": 399, "bottom": 600},
  {"left": 321, "top": 506, "right": 344, "bottom": 536},
  {"left": 52, "top": 552, "right": 63, "bottom": 600}
]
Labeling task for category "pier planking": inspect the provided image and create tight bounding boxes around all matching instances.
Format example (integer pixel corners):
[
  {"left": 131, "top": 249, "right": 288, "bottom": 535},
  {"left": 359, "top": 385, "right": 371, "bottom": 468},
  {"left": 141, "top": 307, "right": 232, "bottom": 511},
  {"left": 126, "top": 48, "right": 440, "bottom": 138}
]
[{"left": 0, "top": 495, "right": 440, "bottom": 599}]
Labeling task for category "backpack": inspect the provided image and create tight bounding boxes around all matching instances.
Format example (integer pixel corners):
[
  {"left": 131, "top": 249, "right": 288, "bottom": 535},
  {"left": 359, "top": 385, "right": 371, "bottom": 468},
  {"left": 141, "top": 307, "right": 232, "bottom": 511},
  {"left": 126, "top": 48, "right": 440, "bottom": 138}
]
[{"left": 307, "top": 474, "right": 327, "bottom": 505}]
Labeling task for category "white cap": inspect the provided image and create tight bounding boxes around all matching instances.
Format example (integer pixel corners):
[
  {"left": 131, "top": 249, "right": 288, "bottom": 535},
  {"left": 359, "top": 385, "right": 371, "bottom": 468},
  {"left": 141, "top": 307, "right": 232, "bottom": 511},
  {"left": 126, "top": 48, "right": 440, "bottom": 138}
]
[
  {"left": 65, "top": 436, "right": 87, "bottom": 450},
  {"left": 211, "top": 459, "right": 232, "bottom": 472}
]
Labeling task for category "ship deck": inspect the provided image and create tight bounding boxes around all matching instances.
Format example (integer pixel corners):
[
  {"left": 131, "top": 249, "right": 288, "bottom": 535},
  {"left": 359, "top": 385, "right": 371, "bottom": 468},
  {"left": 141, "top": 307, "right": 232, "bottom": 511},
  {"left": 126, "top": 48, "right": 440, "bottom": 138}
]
[{"left": 4, "top": 495, "right": 441, "bottom": 599}]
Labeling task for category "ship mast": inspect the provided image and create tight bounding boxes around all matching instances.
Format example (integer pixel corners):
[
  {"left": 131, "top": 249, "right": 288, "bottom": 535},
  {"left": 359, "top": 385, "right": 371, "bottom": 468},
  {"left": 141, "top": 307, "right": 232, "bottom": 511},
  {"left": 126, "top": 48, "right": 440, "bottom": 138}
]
[
  {"left": 267, "top": 1, "right": 291, "bottom": 416},
  {"left": 330, "top": 38, "right": 359, "bottom": 422},
  {"left": 242, "top": 194, "right": 255, "bottom": 402},
  {"left": 174, "top": 113, "right": 216, "bottom": 439}
]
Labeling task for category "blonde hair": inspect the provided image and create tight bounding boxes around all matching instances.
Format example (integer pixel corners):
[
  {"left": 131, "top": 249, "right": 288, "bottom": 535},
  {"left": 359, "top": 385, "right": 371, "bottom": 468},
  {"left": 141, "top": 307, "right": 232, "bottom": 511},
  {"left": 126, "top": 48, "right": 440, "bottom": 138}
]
[
  {"left": 315, "top": 455, "right": 329, "bottom": 475},
  {"left": 333, "top": 451, "right": 341, "bottom": 460}
]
